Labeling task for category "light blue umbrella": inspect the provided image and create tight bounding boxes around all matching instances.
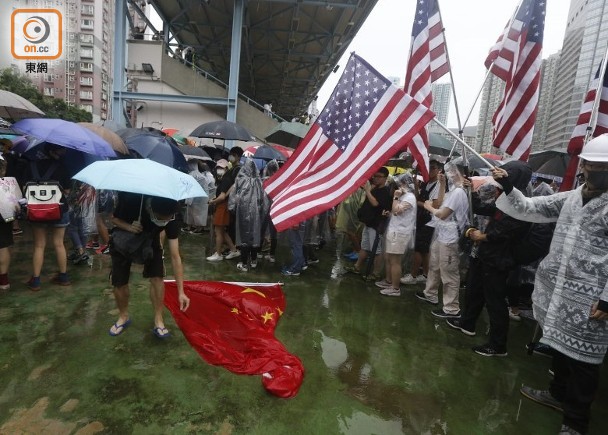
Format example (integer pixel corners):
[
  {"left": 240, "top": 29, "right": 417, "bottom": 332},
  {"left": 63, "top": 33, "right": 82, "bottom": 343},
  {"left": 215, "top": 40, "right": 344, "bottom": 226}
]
[{"left": 72, "top": 159, "right": 207, "bottom": 200}]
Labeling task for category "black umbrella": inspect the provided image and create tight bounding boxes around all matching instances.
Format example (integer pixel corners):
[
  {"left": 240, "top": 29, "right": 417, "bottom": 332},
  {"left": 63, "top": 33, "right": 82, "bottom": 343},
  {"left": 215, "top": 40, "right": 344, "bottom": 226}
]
[
  {"left": 190, "top": 120, "right": 254, "bottom": 142},
  {"left": 201, "top": 145, "right": 229, "bottom": 161},
  {"left": 178, "top": 145, "right": 212, "bottom": 162},
  {"left": 534, "top": 154, "right": 570, "bottom": 178},
  {"left": 253, "top": 144, "right": 286, "bottom": 162},
  {"left": 117, "top": 128, "right": 188, "bottom": 172}
]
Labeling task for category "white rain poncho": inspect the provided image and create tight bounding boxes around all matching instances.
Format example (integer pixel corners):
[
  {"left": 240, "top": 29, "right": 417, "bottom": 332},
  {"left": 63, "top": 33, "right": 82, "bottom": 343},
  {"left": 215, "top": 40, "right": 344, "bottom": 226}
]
[
  {"left": 228, "top": 159, "right": 266, "bottom": 247},
  {"left": 496, "top": 186, "right": 608, "bottom": 364},
  {"left": 184, "top": 161, "right": 212, "bottom": 227}
]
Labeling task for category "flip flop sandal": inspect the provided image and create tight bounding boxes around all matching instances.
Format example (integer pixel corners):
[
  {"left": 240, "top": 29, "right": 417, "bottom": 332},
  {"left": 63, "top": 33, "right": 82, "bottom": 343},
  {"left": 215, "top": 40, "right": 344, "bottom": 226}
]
[
  {"left": 109, "top": 319, "right": 131, "bottom": 336},
  {"left": 152, "top": 327, "right": 171, "bottom": 339}
]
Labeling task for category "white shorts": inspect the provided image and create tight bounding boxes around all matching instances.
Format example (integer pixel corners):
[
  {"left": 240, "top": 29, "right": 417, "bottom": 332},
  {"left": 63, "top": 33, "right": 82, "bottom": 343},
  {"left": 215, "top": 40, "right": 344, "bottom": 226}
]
[
  {"left": 361, "top": 226, "right": 383, "bottom": 254},
  {"left": 384, "top": 230, "right": 412, "bottom": 255}
]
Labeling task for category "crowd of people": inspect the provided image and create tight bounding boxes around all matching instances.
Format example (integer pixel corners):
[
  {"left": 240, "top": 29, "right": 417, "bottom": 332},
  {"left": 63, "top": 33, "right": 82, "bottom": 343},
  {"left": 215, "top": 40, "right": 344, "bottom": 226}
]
[{"left": 0, "top": 133, "right": 606, "bottom": 434}]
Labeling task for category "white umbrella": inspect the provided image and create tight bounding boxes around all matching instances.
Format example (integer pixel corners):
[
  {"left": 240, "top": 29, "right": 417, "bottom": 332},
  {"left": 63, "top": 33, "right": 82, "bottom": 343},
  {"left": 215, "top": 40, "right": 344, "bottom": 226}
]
[
  {"left": 0, "top": 90, "right": 44, "bottom": 120},
  {"left": 73, "top": 159, "right": 207, "bottom": 200}
]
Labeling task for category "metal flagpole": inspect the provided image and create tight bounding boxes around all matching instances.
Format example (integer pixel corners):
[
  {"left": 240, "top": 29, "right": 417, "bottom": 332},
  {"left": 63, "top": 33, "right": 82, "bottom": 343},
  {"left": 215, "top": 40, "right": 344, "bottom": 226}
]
[
  {"left": 432, "top": 118, "right": 496, "bottom": 169},
  {"left": 561, "top": 43, "right": 608, "bottom": 191},
  {"left": 446, "top": 0, "right": 526, "bottom": 159},
  {"left": 436, "top": 1, "right": 474, "bottom": 220}
]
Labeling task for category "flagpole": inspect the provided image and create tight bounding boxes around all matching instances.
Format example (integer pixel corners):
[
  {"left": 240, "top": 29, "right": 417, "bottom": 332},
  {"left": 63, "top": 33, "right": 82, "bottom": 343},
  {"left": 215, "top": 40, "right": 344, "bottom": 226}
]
[
  {"left": 562, "top": 43, "right": 608, "bottom": 191},
  {"left": 436, "top": 0, "right": 475, "bottom": 220},
  {"left": 447, "top": 0, "right": 526, "bottom": 158},
  {"left": 432, "top": 118, "right": 496, "bottom": 169},
  {"left": 584, "top": 43, "right": 608, "bottom": 146}
]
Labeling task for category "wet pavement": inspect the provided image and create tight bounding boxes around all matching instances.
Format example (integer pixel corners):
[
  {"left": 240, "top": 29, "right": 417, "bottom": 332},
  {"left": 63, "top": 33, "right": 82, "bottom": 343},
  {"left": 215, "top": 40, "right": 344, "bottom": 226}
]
[{"left": 0, "top": 227, "right": 606, "bottom": 434}]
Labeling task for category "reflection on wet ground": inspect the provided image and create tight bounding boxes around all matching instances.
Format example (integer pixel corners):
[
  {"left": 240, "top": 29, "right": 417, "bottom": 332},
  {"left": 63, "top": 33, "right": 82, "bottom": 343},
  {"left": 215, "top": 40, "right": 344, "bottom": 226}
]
[{"left": 0, "top": 228, "right": 606, "bottom": 434}]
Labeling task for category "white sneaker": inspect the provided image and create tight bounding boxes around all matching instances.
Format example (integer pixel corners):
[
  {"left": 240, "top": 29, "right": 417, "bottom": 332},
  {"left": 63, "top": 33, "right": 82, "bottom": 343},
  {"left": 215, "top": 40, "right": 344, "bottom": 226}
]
[
  {"left": 380, "top": 288, "right": 401, "bottom": 297},
  {"left": 416, "top": 274, "right": 427, "bottom": 283},
  {"left": 374, "top": 279, "right": 392, "bottom": 289},
  {"left": 257, "top": 252, "right": 263, "bottom": 259},
  {"left": 206, "top": 252, "right": 223, "bottom": 262},
  {"left": 250, "top": 261, "right": 258, "bottom": 269},
  {"left": 400, "top": 274, "right": 417, "bottom": 285},
  {"left": 225, "top": 250, "right": 240, "bottom": 260},
  {"left": 236, "top": 262, "right": 248, "bottom": 272},
  {"left": 264, "top": 254, "right": 276, "bottom": 263}
]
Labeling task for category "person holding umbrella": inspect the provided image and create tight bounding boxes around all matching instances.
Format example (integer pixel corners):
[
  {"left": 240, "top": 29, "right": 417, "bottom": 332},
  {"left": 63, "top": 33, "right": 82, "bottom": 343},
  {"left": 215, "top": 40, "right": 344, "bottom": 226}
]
[
  {"left": 108, "top": 193, "right": 190, "bottom": 338},
  {"left": 23, "top": 145, "right": 72, "bottom": 291}
]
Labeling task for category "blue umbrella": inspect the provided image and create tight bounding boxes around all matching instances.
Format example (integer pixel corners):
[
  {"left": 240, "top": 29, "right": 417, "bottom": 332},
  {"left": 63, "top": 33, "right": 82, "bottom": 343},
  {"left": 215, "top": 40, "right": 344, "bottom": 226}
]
[
  {"left": 72, "top": 159, "right": 207, "bottom": 200},
  {"left": 11, "top": 118, "right": 116, "bottom": 157},
  {"left": 117, "top": 128, "right": 188, "bottom": 172}
]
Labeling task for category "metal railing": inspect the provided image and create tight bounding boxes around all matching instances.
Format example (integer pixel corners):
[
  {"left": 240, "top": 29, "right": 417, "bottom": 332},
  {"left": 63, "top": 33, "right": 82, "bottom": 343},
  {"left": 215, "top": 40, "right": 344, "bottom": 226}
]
[{"left": 171, "top": 49, "right": 287, "bottom": 123}]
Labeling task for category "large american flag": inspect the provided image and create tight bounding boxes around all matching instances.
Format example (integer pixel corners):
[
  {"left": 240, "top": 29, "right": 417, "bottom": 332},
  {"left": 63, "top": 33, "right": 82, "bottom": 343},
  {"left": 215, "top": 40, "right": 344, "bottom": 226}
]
[
  {"left": 485, "top": 0, "right": 545, "bottom": 161},
  {"left": 264, "top": 54, "right": 435, "bottom": 232},
  {"left": 561, "top": 64, "right": 608, "bottom": 190},
  {"left": 404, "top": 0, "right": 449, "bottom": 181}
]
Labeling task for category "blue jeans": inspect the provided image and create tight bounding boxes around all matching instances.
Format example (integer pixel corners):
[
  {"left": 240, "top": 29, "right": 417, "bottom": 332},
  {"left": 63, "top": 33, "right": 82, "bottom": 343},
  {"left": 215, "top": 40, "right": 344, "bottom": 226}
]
[
  {"left": 67, "top": 212, "right": 87, "bottom": 250},
  {"left": 286, "top": 223, "right": 305, "bottom": 272}
]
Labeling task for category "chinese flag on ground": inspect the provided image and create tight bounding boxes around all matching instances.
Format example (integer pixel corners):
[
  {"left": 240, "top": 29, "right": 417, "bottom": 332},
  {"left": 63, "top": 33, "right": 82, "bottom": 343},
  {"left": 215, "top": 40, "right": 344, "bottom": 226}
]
[{"left": 164, "top": 281, "right": 304, "bottom": 398}]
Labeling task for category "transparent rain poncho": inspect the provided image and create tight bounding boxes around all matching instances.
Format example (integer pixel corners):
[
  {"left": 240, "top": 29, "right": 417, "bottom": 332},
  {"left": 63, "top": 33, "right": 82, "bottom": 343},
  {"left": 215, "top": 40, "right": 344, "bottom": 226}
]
[
  {"left": 184, "top": 160, "right": 211, "bottom": 227},
  {"left": 228, "top": 159, "right": 266, "bottom": 247}
]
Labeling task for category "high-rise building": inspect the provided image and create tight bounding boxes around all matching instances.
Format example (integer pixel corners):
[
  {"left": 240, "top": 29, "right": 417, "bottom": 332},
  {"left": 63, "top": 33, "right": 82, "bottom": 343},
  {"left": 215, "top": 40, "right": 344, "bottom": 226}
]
[
  {"left": 544, "top": 0, "right": 608, "bottom": 150},
  {"left": 4, "top": 0, "right": 114, "bottom": 122},
  {"left": 430, "top": 82, "right": 451, "bottom": 127},
  {"left": 532, "top": 51, "right": 561, "bottom": 151},
  {"left": 475, "top": 74, "right": 505, "bottom": 153}
]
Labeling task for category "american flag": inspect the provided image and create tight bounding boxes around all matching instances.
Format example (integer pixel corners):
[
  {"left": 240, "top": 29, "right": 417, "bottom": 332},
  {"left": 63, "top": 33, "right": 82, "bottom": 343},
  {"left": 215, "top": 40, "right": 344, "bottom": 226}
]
[
  {"left": 561, "top": 63, "right": 608, "bottom": 190},
  {"left": 485, "top": 0, "right": 545, "bottom": 161},
  {"left": 404, "top": 0, "right": 449, "bottom": 181},
  {"left": 264, "top": 54, "right": 435, "bottom": 232}
]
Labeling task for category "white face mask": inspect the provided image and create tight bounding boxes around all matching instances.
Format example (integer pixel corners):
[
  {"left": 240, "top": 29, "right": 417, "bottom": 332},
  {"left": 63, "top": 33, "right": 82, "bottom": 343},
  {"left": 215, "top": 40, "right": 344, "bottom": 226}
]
[{"left": 216, "top": 169, "right": 225, "bottom": 176}]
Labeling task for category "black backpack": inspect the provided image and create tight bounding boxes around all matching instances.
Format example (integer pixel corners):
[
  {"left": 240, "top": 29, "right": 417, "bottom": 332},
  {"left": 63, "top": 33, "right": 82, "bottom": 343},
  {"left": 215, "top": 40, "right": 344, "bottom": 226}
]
[{"left": 511, "top": 222, "right": 555, "bottom": 265}]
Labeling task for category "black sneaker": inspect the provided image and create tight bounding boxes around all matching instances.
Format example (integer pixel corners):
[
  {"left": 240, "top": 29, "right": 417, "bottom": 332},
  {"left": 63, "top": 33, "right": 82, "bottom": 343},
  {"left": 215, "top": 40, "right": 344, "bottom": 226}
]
[
  {"left": 445, "top": 318, "right": 476, "bottom": 336},
  {"left": 520, "top": 386, "right": 563, "bottom": 412},
  {"left": 431, "top": 309, "right": 460, "bottom": 319},
  {"left": 307, "top": 258, "right": 320, "bottom": 264},
  {"left": 472, "top": 344, "right": 508, "bottom": 357},
  {"left": 415, "top": 290, "right": 438, "bottom": 305},
  {"left": 525, "top": 342, "right": 554, "bottom": 358},
  {"left": 72, "top": 254, "right": 90, "bottom": 265}
]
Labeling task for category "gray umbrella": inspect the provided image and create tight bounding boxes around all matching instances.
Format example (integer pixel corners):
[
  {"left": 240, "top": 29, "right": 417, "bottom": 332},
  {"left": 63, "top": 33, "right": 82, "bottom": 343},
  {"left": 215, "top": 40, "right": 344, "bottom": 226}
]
[
  {"left": 178, "top": 145, "right": 212, "bottom": 161},
  {"left": 264, "top": 121, "right": 309, "bottom": 147},
  {"left": 0, "top": 90, "right": 45, "bottom": 121}
]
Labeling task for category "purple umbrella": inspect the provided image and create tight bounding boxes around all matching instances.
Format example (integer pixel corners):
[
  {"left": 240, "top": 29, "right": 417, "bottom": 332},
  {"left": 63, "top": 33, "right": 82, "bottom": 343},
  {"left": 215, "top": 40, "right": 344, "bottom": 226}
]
[{"left": 11, "top": 118, "right": 117, "bottom": 158}]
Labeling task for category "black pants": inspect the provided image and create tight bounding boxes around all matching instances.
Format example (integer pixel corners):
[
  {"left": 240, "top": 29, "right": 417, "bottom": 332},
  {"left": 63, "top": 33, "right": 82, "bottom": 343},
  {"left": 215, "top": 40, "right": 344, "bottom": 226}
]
[
  {"left": 550, "top": 351, "right": 600, "bottom": 434},
  {"left": 460, "top": 258, "right": 510, "bottom": 352},
  {"left": 240, "top": 246, "right": 258, "bottom": 265}
]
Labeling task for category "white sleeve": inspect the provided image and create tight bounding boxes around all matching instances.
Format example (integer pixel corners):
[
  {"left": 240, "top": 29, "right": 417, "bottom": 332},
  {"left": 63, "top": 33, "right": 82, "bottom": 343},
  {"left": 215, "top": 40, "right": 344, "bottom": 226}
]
[{"left": 495, "top": 187, "right": 570, "bottom": 223}]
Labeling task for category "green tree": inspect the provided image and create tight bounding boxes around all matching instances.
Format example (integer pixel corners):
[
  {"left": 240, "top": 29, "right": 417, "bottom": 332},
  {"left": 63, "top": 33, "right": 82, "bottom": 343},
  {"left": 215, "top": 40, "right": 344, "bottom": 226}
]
[{"left": 0, "top": 68, "right": 93, "bottom": 122}]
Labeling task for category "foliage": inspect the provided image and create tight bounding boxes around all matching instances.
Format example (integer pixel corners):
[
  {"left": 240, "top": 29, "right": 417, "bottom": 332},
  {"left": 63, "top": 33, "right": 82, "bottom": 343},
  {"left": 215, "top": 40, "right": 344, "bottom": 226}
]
[{"left": 0, "top": 68, "right": 93, "bottom": 122}]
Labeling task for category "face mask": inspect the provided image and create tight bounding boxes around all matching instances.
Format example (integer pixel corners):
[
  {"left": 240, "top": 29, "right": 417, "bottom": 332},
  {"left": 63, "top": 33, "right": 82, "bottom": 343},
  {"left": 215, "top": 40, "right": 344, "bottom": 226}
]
[
  {"left": 228, "top": 155, "right": 236, "bottom": 163},
  {"left": 216, "top": 169, "right": 225, "bottom": 176},
  {"left": 586, "top": 170, "right": 608, "bottom": 191},
  {"left": 147, "top": 202, "right": 175, "bottom": 227}
]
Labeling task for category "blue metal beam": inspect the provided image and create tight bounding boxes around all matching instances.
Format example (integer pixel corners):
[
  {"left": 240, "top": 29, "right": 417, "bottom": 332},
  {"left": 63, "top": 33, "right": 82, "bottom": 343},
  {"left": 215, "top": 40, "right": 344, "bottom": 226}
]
[
  {"left": 111, "top": 0, "right": 128, "bottom": 126},
  {"left": 226, "top": 0, "right": 245, "bottom": 122}
]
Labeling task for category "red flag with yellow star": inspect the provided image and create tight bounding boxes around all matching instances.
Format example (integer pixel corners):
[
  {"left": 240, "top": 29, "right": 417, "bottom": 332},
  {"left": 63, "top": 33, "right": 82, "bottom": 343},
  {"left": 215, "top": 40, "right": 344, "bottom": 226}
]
[{"left": 164, "top": 281, "right": 304, "bottom": 398}]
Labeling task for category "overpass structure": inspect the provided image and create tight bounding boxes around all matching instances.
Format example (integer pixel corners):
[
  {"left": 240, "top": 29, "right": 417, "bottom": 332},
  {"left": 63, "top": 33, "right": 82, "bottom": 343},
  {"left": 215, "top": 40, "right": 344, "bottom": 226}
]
[{"left": 112, "top": 0, "right": 379, "bottom": 130}]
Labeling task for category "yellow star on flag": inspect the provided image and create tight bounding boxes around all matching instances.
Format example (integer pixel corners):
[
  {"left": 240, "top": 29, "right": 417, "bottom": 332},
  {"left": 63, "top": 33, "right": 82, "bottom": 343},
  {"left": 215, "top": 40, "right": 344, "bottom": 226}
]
[{"left": 261, "top": 311, "right": 274, "bottom": 324}]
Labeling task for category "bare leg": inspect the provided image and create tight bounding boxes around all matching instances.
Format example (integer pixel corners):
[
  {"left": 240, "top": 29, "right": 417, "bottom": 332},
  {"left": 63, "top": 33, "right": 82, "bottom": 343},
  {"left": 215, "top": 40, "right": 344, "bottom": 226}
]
[
  {"left": 410, "top": 251, "right": 422, "bottom": 277},
  {"left": 52, "top": 227, "right": 67, "bottom": 273},
  {"left": 214, "top": 226, "right": 224, "bottom": 254},
  {"left": 149, "top": 277, "right": 165, "bottom": 329},
  {"left": 389, "top": 254, "right": 402, "bottom": 288},
  {"left": 109, "top": 284, "right": 130, "bottom": 334},
  {"left": 0, "top": 247, "right": 10, "bottom": 275},
  {"left": 96, "top": 214, "right": 110, "bottom": 245},
  {"left": 31, "top": 225, "right": 47, "bottom": 277}
]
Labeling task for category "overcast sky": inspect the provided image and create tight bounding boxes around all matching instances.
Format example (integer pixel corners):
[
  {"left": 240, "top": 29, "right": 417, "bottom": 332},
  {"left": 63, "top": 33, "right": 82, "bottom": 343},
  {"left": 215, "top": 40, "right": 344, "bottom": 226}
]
[{"left": 316, "top": 0, "right": 570, "bottom": 129}]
